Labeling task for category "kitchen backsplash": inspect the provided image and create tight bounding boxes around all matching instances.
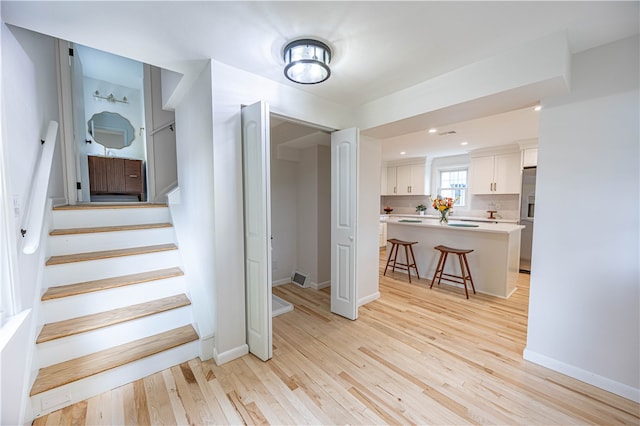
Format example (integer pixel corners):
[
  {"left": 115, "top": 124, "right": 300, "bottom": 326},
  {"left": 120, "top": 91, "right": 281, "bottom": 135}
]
[{"left": 380, "top": 193, "right": 520, "bottom": 220}]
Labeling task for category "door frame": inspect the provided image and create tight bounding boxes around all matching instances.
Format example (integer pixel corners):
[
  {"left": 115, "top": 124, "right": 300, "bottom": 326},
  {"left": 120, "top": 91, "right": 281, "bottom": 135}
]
[{"left": 56, "top": 40, "right": 153, "bottom": 204}]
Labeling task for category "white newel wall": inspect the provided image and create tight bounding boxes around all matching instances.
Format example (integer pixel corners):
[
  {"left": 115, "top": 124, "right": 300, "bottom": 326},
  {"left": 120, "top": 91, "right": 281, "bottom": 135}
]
[
  {"left": 171, "top": 62, "right": 217, "bottom": 359},
  {"left": 526, "top": 35, "right": 639, "bottom": 402}
]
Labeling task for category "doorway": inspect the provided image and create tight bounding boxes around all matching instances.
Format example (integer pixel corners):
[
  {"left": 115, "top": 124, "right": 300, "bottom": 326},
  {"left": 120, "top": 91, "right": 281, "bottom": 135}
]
[
  {"left": 68, "top": 44, "right": 148, "bottom": 202},
  {"left": 58, "top": 41, "right": 178, "bottom": 205},
  {"left": 269, "top": 114, "right": 332, "bottom": 295}
]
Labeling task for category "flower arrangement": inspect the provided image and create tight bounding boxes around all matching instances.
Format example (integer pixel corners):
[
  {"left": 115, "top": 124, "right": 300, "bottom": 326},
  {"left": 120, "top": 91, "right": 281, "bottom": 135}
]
[
  {"left": 383, "top": 205, "right": 393, "bottom": 214},
  {"left": 430, "top": 195, "right": 459, "bottom": 224}
]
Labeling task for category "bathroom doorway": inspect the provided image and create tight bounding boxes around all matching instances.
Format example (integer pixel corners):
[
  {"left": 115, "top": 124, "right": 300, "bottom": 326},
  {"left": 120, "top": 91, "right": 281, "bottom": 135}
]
[{"left": 58, "top": 41, "right": 177, "bottom": 204}]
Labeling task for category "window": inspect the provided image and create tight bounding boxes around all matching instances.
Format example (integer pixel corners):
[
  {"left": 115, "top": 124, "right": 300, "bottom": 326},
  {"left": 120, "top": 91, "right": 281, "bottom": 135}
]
[{"left": 439, "top": 168, "right": 468, "bottom": 207}]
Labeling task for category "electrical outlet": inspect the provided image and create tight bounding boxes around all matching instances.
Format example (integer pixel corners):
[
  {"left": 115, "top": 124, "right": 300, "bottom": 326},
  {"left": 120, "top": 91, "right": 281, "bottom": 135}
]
[{"left": 495, "top": 203, "right": 501, "bottom": 210}]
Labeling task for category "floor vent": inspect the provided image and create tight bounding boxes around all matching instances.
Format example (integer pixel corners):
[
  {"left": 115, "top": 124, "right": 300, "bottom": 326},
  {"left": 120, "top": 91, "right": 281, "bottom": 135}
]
[{"left": 291, "top": 271, "right": 309, "bottom": 288}]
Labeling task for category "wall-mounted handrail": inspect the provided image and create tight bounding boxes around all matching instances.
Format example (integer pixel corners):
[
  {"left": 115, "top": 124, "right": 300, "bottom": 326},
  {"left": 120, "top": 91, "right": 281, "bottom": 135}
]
[{"left": 22, "top": 121, "right": 58, "bottom": 254}]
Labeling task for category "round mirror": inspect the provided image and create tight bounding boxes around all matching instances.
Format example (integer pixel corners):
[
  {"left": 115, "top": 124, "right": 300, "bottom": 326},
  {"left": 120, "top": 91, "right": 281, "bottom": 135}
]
[{"left": 88, "top": 111, "right": 135, "bottom": 149}]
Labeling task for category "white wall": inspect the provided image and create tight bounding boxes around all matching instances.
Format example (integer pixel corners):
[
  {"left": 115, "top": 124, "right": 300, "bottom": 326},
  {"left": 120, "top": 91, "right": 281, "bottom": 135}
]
[
  {"left": 1, "top": 24, "right": 62, "bottom": 425},
  {"left": 525, "top": 35, "right": 639, "bottom": 402},
  {"left": 316, "top": 145, "right": 331, "bottom": 284},
  {"left": 209, "top": 60, "right": 353, "bottom": 362},
  {"left": 296, "top": 146, "right": 318, "bottom": 282},
  {"left": 357, "top": 136, "right": 381, "bottom": 306},
  {"left": 270, "top": 138, "right": 297, "bottom": 284},
  {"left": 171, "top": 62, "right": 216, "bottom": 359}
]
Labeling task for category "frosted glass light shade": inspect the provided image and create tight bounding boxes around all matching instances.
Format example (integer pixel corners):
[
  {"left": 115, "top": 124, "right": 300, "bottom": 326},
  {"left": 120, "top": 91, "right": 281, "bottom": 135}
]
[{"left": 283, "top": 39, "right": 331, "bottom": 84}]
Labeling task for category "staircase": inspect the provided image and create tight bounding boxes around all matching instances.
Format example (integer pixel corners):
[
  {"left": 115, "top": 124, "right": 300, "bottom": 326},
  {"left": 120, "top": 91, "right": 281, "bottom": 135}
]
[{"left": 30, "top": 203, "right": 199, "bottom": 417}]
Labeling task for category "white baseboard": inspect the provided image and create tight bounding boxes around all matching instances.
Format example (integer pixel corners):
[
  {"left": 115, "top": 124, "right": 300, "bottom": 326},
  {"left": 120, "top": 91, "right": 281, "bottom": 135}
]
[
  {"left": 199, "top": 335, "right": 215, "bottom": 361},
  {"left": 213, "top": 343, "right": 248, "bottom": 365},
  {"left": 523, "top": 347, "right": 640, "bottom": 403},
  {"left": 309, "top": 280, "right": 330, "bottom": 290},
  {"left": 272, "top": 278, "right": 290, "bottom": 287},
  {"left": 358, "top": 292, "right": 380, "bottom": 307}
]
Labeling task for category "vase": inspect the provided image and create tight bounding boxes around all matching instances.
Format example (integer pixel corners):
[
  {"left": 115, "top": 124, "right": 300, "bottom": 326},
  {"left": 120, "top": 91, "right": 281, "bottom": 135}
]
[
  {"left": 439, "top": 210, "right": 449, "bottom": 224},
  {"left": 419, "top": 211, "right": 425, "bottom": 216}
]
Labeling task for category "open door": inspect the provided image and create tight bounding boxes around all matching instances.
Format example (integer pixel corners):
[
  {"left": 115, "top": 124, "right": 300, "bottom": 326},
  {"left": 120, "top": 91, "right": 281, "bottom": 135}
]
[
  {"left": 331, "top": 128, "right": 358, "bottom": 320},
  {"left": 241, "top": 101, "right": 272, "bottom": 361}
]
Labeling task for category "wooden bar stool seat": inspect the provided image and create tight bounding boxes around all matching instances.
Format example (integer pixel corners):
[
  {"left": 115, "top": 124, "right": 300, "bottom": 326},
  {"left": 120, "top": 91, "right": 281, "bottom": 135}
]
[
  {"left": 384, "top": 239, "right": 420, "bottom": 283},
  {"left": 430, "top": 245, "right": 476, "bottom": 299}
]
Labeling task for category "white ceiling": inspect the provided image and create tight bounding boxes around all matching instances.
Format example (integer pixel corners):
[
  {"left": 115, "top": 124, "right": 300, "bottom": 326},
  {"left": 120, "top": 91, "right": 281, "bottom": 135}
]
[{"left": 2, "top": 1, "right": 638, "bottom": 160}]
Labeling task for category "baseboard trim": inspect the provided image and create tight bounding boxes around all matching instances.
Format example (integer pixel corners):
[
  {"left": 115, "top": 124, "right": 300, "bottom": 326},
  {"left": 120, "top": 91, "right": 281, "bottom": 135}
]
[
  {"left": 198, "top": 335, "right": 215, "bottom": 361},
  {"left": 213, "top": 344, "right": 248, "bottom": 365},
  {"left": 358, "top": 292, "right": 380, "bottom": 307},
  {"left": 309, "top": 280, "right": 330, "bottom": 290},
  {"left": 523, "top": 347, "right": 640, "bottom": 403},
  {"left": 272, "top": 278, "right": 290, "bottom": 287}
]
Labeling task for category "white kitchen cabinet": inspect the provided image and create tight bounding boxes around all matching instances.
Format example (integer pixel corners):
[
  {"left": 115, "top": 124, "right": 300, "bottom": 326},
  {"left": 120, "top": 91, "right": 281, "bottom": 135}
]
[
  {"left": 385, "top": 163, "right": 426, "bottom": 195},
  {"left": 469, "top": 152, "right": 521, "bottom": 194}
]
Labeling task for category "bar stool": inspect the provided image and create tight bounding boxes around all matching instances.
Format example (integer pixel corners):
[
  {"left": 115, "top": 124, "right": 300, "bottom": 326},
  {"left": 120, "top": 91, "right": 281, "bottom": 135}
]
[
  {"left": 430, "top": 245, "right": 476, "bottom": 299},
  {"left": 384, "top": 239, "right": 420, "bottom": 283}
]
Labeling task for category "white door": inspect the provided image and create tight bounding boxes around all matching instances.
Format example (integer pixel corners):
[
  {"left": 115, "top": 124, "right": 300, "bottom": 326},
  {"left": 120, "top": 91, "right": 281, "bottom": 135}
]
[
  {"left": 241, "top": 101, "right": 272, "bottom": 361},
  {"left": 331, "top": 128, "right": 358, "bottom": 320},
  {"left": 70, "top": 46, "right": 88, "bottom": 202}
]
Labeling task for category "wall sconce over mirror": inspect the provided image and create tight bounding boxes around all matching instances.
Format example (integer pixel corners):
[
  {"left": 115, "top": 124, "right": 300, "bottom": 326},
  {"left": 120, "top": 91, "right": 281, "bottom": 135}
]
[
  {"left": 93, "top": 90, "right": 128, "bottom": 104},
  {"left": 88, "top": 111, "right": 135, "bottom": 149}
]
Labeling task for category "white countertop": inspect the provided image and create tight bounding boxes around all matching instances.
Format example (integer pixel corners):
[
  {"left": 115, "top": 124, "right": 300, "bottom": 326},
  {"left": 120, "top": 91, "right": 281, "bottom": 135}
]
[
  {"left": 385, "top": 216, "right": 524, "bottom": 234},
  {"left": 381, "top": 213, "right": 518, "bottom": 224}
]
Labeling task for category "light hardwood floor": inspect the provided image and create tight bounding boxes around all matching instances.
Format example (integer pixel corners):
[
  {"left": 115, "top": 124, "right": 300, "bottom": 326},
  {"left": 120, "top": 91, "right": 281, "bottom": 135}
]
[{"left": 33, "top": 250, "right": 639, "bottom": 425}]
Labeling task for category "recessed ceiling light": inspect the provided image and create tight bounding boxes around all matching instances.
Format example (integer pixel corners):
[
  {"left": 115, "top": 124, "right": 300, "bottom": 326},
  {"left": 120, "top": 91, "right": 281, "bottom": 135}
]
[
  {"left": 400, "top": 151, "right": 406, "bottom": 155},
  {"left": 428, "top": 128, "right": 437, "bottom": 134},
  {"left": 534, "top": 105, "right": 542, "bottom": 111},
  {"left": 461, "top": 141, "right": 468, "bottom": 146}
]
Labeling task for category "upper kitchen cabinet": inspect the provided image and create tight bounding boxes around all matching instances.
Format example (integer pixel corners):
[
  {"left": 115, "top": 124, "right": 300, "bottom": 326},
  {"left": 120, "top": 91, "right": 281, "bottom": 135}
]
[
  {"left": 469, "top": 151, "right": 521, "bottom": 195},
  {"left": 384, "top": 161, "right": 426, "bottom": 195}
]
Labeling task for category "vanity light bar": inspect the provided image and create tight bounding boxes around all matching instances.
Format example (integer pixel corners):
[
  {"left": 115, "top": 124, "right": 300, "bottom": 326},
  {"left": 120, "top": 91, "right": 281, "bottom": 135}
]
[{"left": 93, "top": 90, "right": 128, "bottom": 104}]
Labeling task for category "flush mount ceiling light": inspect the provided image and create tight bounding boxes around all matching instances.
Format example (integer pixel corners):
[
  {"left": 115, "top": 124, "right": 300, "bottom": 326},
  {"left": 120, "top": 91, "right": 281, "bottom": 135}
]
[{"left": 283, "top": 39, "right": 331, "bottom": 84}]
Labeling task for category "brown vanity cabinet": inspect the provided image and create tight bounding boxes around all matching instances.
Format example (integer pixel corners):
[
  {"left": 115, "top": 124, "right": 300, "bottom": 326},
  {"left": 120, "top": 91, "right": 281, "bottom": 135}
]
[{"left": 88, "top": 156, "right": 144, "bottom": 200}]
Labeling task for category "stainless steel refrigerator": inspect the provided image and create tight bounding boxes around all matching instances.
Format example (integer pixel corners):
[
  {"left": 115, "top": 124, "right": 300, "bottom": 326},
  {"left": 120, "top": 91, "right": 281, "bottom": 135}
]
[{"left": 519, "top": 167, "right": 536, "bottom": 273}]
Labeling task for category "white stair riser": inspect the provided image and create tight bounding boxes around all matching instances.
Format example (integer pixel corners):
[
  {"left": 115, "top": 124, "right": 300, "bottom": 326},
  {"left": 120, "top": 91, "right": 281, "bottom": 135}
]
[
  {"left": 52, "top": 207, "right": 170, "bottom": 229},
  {"left": 31, "top": 340, "right": 199, "bottom": 418},
  {"left": 48, "top": 227, "right": 175, "bottom": 256},
  {"left": 37, "top": 306, "right": 193, "bottom": 367},
  {"left": 45, "top": 250, "right": 181, "bottom": 286},
  {"left": 41, "top": 276, "right": 186, "bottom": 323}
]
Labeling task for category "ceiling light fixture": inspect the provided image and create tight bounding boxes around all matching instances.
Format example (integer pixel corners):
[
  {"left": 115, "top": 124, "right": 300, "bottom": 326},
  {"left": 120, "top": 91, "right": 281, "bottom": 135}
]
[
  {"left": 400, "top": 151, "right": 406, "bottom": 155},
  {"left": 534, "top": 105, "right": 542, "bottom": 111},
  {"left": 428, "top": 128, "right": 437, "bottom": 134},
  {"left": 283, "top": 39, "right": 331, "bottom": 84}
]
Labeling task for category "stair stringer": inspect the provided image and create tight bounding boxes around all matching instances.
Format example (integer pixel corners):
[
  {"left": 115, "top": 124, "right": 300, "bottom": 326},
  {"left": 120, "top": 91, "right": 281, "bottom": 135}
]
[
  {"left": 30, "top": 204, "right": 200, "bottom": 417},
  {"left": 30, "top": 339, "right": 199, "bottom": 417}
]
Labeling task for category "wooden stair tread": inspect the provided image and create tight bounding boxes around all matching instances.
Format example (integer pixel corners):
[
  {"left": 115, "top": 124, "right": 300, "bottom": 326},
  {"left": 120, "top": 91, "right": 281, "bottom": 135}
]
[
  {"left": 53, "top": 203, "right": 167, "bottom": 210},
  {"left": 42, "top": 267, "right": 184, "bottom": 300},
  {"left": 50, "top": 222, "right": 172, "bottom": 236},
  {"left": 30, "top": 325, "right": 198, "bottom": 396},
  {"left": 45, "top": 244, "right": 177, "bottom": 266},
  {"left": 37, "top": 294, "right": 191, "bottom": 343}
]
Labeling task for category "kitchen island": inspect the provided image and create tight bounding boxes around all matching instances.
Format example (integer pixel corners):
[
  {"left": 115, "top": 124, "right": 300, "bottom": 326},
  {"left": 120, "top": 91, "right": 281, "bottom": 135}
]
[{"left": 384, "top": 217, "right": 524, "bottom": 298}]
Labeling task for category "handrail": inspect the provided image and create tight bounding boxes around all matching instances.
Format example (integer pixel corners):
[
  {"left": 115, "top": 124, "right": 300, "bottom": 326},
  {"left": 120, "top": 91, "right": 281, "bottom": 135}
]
[{"left": 22, "top": 121, "right": 58, "bottom": 254}]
